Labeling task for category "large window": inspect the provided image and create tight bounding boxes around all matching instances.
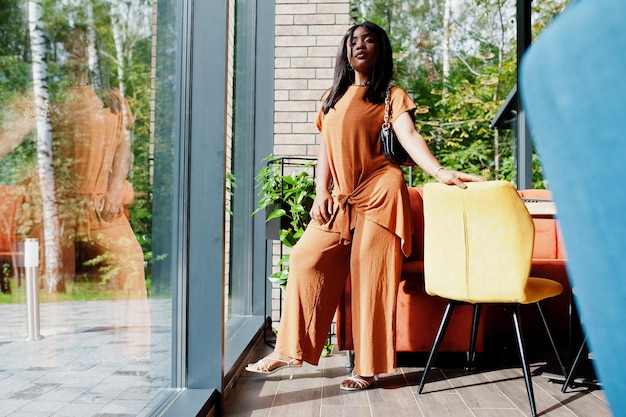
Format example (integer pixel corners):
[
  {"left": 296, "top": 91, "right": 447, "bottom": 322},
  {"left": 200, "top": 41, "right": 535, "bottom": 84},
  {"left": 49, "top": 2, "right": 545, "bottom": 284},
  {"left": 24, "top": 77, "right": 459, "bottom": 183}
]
[
  {"left": 1, "top": 1, "right": 273, "bottom": 415},
  {"left": 0, "top": 0, "right": 183, "bottom": 414},
  {"left": 225, "top": 0, "right": 274, "bottom": 374}
]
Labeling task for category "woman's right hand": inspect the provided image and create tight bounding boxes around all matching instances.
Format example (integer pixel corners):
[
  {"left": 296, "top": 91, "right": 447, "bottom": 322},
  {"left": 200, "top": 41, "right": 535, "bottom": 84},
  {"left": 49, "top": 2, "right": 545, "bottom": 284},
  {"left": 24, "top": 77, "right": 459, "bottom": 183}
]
[
  {"left": 309, "top": 189, "right": 334, "bottom": 225},
  {"left": 436, "top": 168, "right": 484, "bottom": 189}
]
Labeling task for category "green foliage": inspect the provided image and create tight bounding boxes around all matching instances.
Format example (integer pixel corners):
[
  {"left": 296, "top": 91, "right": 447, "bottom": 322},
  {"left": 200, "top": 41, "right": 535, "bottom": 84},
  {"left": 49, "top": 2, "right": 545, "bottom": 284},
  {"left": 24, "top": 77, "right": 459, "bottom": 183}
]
[
  {"left": 0, "top": 58, "right": 31, "bottom": 104},
  {"left": 412, "top": 63, "right": 516, "bottom": 184},
  {"left": 321, "top": 335, "right": 334, "bottom": 358},
  {"left": 500, "top": 152, "right": 548, "bottom": 189},
  {"left": 531, "top": 0, "right": 571, "bottom": 36},
  {"left": 351, "top": 0, "right": 569, "bottom": 187},
  {"left": 0, "top": 277, "right": 162, "bottom": 304},
  {"left": 1, "top": 263, "right": 11, "bottom": 294},
  {"left": 81, "top": 252, "right": 118, "bottom": 286},
  {"left": 0, "top": 0, "right": 155, "bottom": 287},
  {"left": 124, "top": 35, "right": 154, "bottom": 268},
  {"left": 0, "top": 0, "right": 28, "bottom": 57},
  {"left": 226, "top": 171, "right": 237, "bottom": 217},
  {"left": 253, "top": 156, "right": 316, "bottom": 290},
  {"left": 0, "top": 134, "right": 36, "bottom": 185}
]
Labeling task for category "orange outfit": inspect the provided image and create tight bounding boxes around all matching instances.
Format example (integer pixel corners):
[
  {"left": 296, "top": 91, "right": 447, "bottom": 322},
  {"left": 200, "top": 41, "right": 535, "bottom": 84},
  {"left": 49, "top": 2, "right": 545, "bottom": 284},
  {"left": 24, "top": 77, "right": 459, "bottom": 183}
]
[
  {"left": 50, "top": 85, "right": 146, "bottom": 298},
  {"left": 275, "top": 86, "right": 417, "bottom": 376}
]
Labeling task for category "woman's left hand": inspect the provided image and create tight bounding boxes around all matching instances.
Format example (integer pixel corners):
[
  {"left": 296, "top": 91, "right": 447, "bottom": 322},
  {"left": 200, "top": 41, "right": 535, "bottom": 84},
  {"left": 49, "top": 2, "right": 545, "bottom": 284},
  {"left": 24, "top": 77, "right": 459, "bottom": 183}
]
[
  {"left": 436, "top": 168, "right": 484, "bottom": 189},
  {"left": 100, "top": 188, "right": 124, "bottom": 221}
]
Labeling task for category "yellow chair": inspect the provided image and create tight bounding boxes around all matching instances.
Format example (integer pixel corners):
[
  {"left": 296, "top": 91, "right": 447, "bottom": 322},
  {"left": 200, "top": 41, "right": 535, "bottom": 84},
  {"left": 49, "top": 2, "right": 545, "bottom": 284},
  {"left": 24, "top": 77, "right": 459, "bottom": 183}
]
[{"left": 417, "top": 181, "right": 564, "bottom": 417}]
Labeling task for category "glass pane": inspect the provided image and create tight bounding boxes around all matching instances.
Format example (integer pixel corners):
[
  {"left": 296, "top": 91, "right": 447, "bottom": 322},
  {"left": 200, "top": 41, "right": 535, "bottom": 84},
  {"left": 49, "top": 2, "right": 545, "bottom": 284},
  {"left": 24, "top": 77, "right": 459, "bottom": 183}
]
[
  {"left": 227, "top": 0, "right": 254, "bottom": 328},
  {"left": 0, "top": 1, "right": 180, "bottom": 415},
  {"left": 224, "top": 0, "right": 269, "bottom": 373}
]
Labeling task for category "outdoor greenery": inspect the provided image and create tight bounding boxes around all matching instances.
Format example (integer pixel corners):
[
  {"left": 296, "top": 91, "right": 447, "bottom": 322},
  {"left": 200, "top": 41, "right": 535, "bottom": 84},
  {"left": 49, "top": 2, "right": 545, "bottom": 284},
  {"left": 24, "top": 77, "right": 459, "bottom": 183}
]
[
  {"left": 351, "top": 0, "right": 570, "bottom": 188},
  {"left": 0, "top": 271, "right": 127, "bottom": 303},
  {"left": 253, "top": 156, "right": 317, "bottom": 290},
  {"left": 252, "top": 1, "right": 569, "bottom": 286},
  {"left": 1, "top": 0, "right": 570, "bottom": 299},
  {"left": 0, "top": 0, "right": 153, "bottom": 294},
  {"left": 250, "top": 3, "right": 568, "bottom": 356}
]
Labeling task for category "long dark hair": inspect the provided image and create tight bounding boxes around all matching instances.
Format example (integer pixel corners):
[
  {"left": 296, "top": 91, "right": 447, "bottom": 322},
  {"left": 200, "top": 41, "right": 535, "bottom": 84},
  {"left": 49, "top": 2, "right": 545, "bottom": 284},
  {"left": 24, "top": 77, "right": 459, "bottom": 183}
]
[
  {"left": 59, "top": 24, "right": 122, "bottom": 114},
  {"left": 322, "top": 21, "right": 393, "bottom": 114}
]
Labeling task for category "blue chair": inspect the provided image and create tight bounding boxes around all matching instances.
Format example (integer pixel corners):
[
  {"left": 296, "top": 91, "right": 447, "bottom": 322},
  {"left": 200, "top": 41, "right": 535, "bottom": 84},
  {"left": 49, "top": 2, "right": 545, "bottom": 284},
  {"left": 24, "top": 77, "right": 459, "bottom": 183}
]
[{"left": 520, "top": 0, "right": 626, "bottom": 414}]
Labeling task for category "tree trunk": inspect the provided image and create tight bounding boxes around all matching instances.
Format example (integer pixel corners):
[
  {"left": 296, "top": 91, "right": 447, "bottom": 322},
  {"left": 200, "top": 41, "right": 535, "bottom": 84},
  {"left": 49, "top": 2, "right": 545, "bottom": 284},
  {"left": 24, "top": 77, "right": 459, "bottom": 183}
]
[
  {"left": 494, "top": 128, "right": 500, "bottom": 179},
  {"left": 87, "top": 0, "right": 102, "bottom": 91},
  {"left": 493, "top": 0, "right": 506, "bottom": 181},
  {"left": 28, "top": 0, "right": 64, "bottom": 293},
  {"left": 111, "top": 2, "right": 132, "bottom": 173},
  {"left": 442, "top": 0, "right": 451, "bottom": 81},
  {"left": 112, "top": 1, "right": 126, "bottom": 96}
]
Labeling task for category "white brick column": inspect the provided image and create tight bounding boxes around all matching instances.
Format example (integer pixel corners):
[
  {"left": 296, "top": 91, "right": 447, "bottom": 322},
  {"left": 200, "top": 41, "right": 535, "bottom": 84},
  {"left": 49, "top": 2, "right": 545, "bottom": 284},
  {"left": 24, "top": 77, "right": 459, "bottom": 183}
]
[{"left": 274, "top": 0, "right": 351, "bottom": 158}]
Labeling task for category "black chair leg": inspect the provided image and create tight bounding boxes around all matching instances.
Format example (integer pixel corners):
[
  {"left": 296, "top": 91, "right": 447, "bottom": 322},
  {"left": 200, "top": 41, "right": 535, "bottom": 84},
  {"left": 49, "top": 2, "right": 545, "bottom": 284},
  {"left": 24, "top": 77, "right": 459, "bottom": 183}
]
[
  {"left": 562, "top": 336, "right": 588, "bottom": 393},
  {"left": 418, "top": 301, "right": 456, "bottom": 394},
  {"left": 537, "top": 302, "right": 567, "bottom": 377},
  {"left": 512, "top": 305, "right": 538, "bottom": 417},
  {"left": 465, "top": 304, "right": 482, "bottom": 371}
]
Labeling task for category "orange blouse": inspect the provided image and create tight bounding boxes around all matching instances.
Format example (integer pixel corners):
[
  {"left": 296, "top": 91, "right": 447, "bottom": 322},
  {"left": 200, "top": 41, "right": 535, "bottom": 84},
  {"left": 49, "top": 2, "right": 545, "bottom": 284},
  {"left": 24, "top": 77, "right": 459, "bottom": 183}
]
[
  {"left": 53, "top": 86, "right": 133, "bottom": 196},
  {"left": 315, "top": 85, "right": 417, "bottom": 257},
  {"left": 51, "top": 86, "right": 134, "bottom": 236}
]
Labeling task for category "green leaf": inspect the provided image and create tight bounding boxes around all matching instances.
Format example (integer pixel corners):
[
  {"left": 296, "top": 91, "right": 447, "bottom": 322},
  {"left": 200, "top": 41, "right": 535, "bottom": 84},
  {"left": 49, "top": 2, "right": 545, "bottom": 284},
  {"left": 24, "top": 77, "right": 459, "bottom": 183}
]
[
  {"left": 280, "top": 229, "right": 297, "bottom": 247},
  {"left": 266, "top": 208, "right": 287, "bottom": 221}
]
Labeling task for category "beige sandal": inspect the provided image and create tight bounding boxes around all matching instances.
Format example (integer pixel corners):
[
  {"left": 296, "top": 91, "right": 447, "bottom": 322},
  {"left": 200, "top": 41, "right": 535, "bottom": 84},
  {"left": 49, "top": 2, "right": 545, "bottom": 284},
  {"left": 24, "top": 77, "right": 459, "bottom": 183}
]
[
  {"left": 245, "top": 356, "right": 302, "bottom": 375},
  {"left": 339, "top": 372, "right": 374, "bottom": 391}
]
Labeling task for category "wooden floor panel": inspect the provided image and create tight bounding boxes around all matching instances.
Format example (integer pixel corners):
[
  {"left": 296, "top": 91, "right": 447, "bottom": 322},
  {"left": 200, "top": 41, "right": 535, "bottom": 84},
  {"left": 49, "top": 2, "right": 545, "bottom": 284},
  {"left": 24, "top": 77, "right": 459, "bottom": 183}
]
[{"left": 223, "top": 341, "right": 611, "bottom": 417}]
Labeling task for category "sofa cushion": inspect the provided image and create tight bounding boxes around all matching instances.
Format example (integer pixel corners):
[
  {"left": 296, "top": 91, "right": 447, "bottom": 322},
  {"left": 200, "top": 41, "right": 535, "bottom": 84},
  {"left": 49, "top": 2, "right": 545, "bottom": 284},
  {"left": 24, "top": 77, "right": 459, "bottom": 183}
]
[{"left": 396, "top": 279, "right": 484, "bottom": 352}]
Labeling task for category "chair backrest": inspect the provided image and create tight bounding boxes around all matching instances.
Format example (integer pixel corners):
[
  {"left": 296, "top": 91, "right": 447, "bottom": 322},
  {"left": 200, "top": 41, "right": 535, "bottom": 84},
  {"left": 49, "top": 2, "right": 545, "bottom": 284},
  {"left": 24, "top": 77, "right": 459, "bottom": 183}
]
[
  {"left": 423, "top": 181, "right": 535, "bottom": 303},
  {"left": 518, "top": 189, "right": 567, "bottom": 260}
]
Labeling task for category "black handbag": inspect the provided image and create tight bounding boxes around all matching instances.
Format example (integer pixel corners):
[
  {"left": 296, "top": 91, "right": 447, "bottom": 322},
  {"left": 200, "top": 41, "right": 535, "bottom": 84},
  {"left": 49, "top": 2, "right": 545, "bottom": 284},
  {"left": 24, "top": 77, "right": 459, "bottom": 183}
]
[{"left": 380, "top": 84, "right": 415, "bottom": 166}]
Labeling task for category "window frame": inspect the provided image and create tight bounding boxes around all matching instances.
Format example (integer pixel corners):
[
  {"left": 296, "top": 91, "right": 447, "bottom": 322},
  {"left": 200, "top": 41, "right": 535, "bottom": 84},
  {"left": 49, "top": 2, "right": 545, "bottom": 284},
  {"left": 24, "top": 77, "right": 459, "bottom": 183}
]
[{"left": 160, "top": 0, "right": 275, "bottom": 415}]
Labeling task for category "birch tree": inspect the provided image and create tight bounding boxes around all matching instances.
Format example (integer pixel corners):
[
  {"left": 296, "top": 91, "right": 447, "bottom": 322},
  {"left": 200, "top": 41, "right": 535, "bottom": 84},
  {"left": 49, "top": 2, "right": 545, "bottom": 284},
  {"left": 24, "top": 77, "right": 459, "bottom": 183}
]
[
  {"left": 442, "top": 0, "right": 451, "bottom": 80},
  {"left": 86, "top": 1, "right": 103, "bottom": 90},
  {"left": 28, "top": 0, "right": 64, "bottom": 293},
  {"left": 111, "top": 2, "right": 126, "bottom": 95}
]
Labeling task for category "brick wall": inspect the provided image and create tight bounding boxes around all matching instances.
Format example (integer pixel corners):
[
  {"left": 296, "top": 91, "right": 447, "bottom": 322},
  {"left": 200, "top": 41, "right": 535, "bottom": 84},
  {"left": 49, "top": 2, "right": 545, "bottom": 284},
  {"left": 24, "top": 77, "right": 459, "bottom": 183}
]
[{"left": 273, "top": 0, "right": 350, "bottom": 159}]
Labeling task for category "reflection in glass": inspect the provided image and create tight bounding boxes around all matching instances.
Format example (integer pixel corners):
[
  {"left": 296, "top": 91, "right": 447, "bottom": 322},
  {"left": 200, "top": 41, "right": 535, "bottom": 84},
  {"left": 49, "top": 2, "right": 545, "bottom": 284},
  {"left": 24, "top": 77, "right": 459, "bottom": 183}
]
[{"left": 0, "top": 1, "right": 176, "bottom": 415}]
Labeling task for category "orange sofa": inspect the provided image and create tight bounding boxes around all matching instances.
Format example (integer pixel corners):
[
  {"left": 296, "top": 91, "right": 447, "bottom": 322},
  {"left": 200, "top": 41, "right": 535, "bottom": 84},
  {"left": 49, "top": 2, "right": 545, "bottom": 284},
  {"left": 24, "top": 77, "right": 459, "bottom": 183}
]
[{"left": 336, "top": 187, "right": 571, "bottom": 356}]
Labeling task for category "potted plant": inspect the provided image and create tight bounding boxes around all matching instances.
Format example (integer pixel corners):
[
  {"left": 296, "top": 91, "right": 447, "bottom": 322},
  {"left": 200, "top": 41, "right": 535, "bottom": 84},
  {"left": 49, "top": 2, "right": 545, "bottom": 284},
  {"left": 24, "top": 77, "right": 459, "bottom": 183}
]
[
  {"left": 253, "top": 156, "right": 335, "bottom": 357},
  {"left": 253, "top": 156, "right": 316, "bottom": 289}
]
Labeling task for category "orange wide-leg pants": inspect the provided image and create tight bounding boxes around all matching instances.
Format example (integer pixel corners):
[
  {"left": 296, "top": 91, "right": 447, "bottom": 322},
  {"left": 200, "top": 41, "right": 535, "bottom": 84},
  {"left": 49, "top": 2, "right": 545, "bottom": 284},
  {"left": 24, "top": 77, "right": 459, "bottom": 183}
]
[{"left": 274, "top": 213, "right": 403, "bottom": 376}]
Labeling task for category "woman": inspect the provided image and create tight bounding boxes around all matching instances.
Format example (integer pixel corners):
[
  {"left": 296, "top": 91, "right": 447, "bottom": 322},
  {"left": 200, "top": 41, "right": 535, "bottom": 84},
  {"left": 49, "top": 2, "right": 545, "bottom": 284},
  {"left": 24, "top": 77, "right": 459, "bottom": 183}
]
[
  {"left": 53, "top": 26, "right": 146, "bottom": 297},
  {"left": 246, "top": 21, "right": 481, "bottom": 390},
  {"left": 0, "top": 26, "right": 147, "bottom": 298}
]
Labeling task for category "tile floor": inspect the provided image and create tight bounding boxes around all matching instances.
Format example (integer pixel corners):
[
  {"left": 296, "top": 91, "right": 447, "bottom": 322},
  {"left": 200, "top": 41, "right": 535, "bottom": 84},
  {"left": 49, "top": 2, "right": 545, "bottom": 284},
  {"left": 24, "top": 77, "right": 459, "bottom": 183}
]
[{"left": 0, "top": 299, "right": 175, "bottom": 417}]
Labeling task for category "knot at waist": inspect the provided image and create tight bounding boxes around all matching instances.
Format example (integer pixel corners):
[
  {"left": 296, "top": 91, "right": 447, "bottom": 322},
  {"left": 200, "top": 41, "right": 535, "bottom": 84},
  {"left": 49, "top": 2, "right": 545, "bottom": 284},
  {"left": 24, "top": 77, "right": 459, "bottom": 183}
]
[
  {"left": 337, "top": 194, "right": 350, "bottom": 209},
  {"left": 335, "top": 193, "right": 354, "bottom": 245}
]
